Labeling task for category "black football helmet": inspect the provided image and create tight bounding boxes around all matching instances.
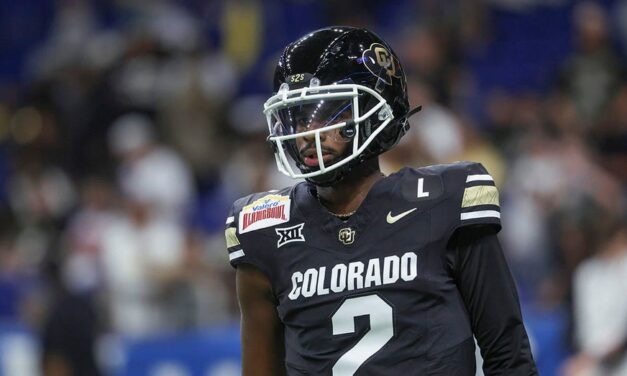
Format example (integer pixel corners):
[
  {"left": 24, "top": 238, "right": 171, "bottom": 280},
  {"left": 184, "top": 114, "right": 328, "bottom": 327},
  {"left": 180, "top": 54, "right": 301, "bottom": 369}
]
[{"left": 264, "top": 26, "right": 417, "bottom": 185}]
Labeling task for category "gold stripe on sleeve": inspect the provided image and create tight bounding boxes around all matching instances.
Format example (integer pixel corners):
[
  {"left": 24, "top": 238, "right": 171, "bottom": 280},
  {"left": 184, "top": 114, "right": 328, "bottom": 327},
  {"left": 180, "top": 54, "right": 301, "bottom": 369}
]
[
  {"left": 461, "top": 185, "right": 499, "bottom": 208},
  {"left": 225, "top": 227, "right": 241, "bottom": 248}
]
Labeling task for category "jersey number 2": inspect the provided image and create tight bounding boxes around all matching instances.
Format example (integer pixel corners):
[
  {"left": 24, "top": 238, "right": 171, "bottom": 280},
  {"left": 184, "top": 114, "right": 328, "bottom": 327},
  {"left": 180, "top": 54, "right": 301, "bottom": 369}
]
[{"left": 331, "top": 294, "right": 394, "bottom": 375}]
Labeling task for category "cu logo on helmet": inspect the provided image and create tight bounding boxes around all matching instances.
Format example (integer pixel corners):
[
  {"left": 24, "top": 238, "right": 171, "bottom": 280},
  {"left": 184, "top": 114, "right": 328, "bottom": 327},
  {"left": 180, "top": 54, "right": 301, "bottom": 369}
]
[
  {"left": 374, "top": 46, "right": 396, "bottom": 77},
  {"left": 338, "top": 228, "right": 356, "bottom": 245},
  {"left": 362, "top": 43, "right": 400, "bottom": 85}
]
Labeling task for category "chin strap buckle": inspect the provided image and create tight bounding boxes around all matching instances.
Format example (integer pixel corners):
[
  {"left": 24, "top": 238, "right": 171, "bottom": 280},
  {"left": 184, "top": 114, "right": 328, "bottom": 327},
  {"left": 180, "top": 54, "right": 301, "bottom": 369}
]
[{"left": 378, "top": 104, "right": 394, "bottom": 121}]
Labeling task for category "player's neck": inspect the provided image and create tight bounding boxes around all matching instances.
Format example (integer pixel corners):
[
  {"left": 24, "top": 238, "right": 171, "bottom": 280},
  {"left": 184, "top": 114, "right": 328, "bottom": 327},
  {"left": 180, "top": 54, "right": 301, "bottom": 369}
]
[{"left": 316, "top": 159, "right": 383, "bottom": 216}]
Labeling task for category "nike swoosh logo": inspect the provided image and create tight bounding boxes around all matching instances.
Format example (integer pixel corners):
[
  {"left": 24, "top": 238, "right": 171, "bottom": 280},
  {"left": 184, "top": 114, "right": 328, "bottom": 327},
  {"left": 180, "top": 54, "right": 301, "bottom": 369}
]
[{"left": 386, "top": 208, "right": 417, "bottom": 224}]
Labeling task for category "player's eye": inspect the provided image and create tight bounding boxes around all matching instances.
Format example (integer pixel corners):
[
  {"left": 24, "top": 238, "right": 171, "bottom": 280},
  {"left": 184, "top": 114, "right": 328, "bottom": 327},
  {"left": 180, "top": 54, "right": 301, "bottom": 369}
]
[
  {"left": 333, "top": 111, "right": 352, "bottom": 124},
  {"left": 295, "top": 117, "right": 309, "bottom": 131}
]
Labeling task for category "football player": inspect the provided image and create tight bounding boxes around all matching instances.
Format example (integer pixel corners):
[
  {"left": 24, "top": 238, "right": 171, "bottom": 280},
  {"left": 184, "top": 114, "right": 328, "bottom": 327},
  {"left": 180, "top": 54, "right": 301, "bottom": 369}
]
[{"left": 225, "top": 26, "right": 538, "bottom": 375}]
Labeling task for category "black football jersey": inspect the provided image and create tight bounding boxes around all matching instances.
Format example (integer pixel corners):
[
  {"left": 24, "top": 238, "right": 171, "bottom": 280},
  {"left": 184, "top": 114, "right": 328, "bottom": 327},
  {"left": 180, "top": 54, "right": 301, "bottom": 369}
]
[{"left": 225, "top": 162, "right": 528, "bottom": 375}]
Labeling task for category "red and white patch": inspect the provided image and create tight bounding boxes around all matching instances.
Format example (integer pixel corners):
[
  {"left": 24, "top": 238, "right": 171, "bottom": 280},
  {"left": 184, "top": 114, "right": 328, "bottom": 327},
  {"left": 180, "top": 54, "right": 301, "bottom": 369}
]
[{"left": 239, "top": 195, "right": 291, "bottom": 233}]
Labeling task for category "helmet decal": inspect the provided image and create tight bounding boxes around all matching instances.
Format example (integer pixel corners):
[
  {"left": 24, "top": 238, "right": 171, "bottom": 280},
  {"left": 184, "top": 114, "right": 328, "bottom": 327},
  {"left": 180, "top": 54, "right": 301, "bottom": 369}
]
[{"left": 361, "top": 43, "right": 401, "bottom": 85}]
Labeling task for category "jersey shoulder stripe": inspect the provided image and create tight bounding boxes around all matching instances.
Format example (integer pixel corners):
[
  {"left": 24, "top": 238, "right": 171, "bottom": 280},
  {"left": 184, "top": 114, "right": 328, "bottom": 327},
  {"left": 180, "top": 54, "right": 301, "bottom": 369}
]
[
  {"left": 465, "top": 174, "right": 493, "bottom": 183},
  {"left": 456, "top": 162, "right": 501, "bottom": 228}
]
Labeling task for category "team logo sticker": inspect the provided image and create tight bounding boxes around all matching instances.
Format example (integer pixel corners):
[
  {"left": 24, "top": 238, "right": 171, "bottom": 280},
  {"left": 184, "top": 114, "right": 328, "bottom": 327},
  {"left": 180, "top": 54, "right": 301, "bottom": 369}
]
[
  {"left": 338, "top": 227, "right": 356, "bottom": 245},
  {"left": 361, "top": 43, "right": 401, "bottom": 85},
  {"left": 275, "top": 223, "right": 305, "bottom": 248},
  {"left": 239, "top": 195, "right": 291, "bottom": 233}
]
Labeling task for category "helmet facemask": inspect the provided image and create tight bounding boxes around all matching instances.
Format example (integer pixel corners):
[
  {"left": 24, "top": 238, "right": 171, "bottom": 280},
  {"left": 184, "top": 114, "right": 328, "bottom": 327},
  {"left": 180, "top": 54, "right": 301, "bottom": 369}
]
[{"left": 264, "top": 78, "right": 394, "bottom": 182}]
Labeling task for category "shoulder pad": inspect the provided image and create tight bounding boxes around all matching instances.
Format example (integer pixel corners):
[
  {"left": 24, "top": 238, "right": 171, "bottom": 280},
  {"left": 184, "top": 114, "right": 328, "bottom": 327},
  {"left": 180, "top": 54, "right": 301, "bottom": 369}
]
[{"left": 398, "top": 161, "right": 500, "bottom": 239}]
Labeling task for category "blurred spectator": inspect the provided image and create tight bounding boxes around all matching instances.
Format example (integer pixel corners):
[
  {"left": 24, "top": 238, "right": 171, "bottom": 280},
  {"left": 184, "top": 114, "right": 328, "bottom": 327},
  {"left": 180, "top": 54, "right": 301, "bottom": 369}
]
[
  {"left": 37, "top": 178, "right": 114, "bottom": 376},
  {"left": 220, "top": 95, "right": 296, "bottom": 198},
  {"left": 62, "top": 176, "right": 116, "bottom": 294},
  {"left": 594, "top": 84, "right": 627, "bottom": 187},
  {"left": 99, "top": 195, "right": 186, "bottom": 337},
  {"left": 8, "top": 151, "right": 75, "bottom": 228},
  {"left": 41, "top": 256, "right": 101, "bottom": 376},
  {"left": 501, "top": 127, "right": 623, "bottom": 301},
  {"left": 108, "top": 113, "right": 195, "bottom": 223},
  {"left": 179, "top": 230, "right": 233, "bottom": 325},
  {"left": 0, "top": 214, "right": 38, "bottom": 322},
  {"left": 219, "top": 136, "right": 282, "bottom": 201},
  {"left": 399, "top": 25, "right": 457, "bottom": 106},
  {"left": 558, "top": 1, "right": 624, "bottom": 128},
  {"left": 158, "top": 48, "right": 237, "bottom": 178},
  {"left": 562, "top": 219, "right": 627, "bottom": 376}
]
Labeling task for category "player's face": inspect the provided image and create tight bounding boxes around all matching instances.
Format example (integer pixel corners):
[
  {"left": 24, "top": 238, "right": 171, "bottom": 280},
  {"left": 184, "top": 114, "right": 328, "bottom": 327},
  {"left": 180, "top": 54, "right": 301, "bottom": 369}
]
[{"left": 291, "top": 102, "right": 353, "bottom": 168}]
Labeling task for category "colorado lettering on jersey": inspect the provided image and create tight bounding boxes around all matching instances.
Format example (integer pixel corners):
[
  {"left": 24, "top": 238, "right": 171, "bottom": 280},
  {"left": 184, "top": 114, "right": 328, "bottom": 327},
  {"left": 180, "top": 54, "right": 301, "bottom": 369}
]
[
  {"left": 239, "top": 194, "right": 291, "bottom": 233},
  {"left": 288, "top": 252, "right": 418, "bottom": 300}
]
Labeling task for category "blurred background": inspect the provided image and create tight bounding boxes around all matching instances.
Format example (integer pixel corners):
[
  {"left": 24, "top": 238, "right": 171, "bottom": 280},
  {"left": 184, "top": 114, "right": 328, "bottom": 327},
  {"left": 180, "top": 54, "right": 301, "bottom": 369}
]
[{"left": 0, "top": 0, "right": 626, "bottom": 375}]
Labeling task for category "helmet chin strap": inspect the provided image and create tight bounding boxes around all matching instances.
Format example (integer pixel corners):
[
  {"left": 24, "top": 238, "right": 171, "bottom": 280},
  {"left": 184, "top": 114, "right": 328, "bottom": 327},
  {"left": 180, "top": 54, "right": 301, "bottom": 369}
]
[
  {"left": 305, "top": 152, "right": 380, "bottom": 187},
  {"left": 306, "top": 170, "right": 341, "bottom": 187},
  {"left": 375, "top": 105, "right": 422, "bottom": 151},
  {"left": 404, "top": 105, "right": 422, "bottom": 121}
]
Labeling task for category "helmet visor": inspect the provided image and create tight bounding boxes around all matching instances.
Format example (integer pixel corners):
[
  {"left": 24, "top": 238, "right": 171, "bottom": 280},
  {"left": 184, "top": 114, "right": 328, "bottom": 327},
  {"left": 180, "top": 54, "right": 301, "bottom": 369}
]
[
  {"left": 269, "top": 98, "right": 354, "bottom": 142},
  {"left": 267, "top": 97, "right": 356, "bottom": 171}
]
